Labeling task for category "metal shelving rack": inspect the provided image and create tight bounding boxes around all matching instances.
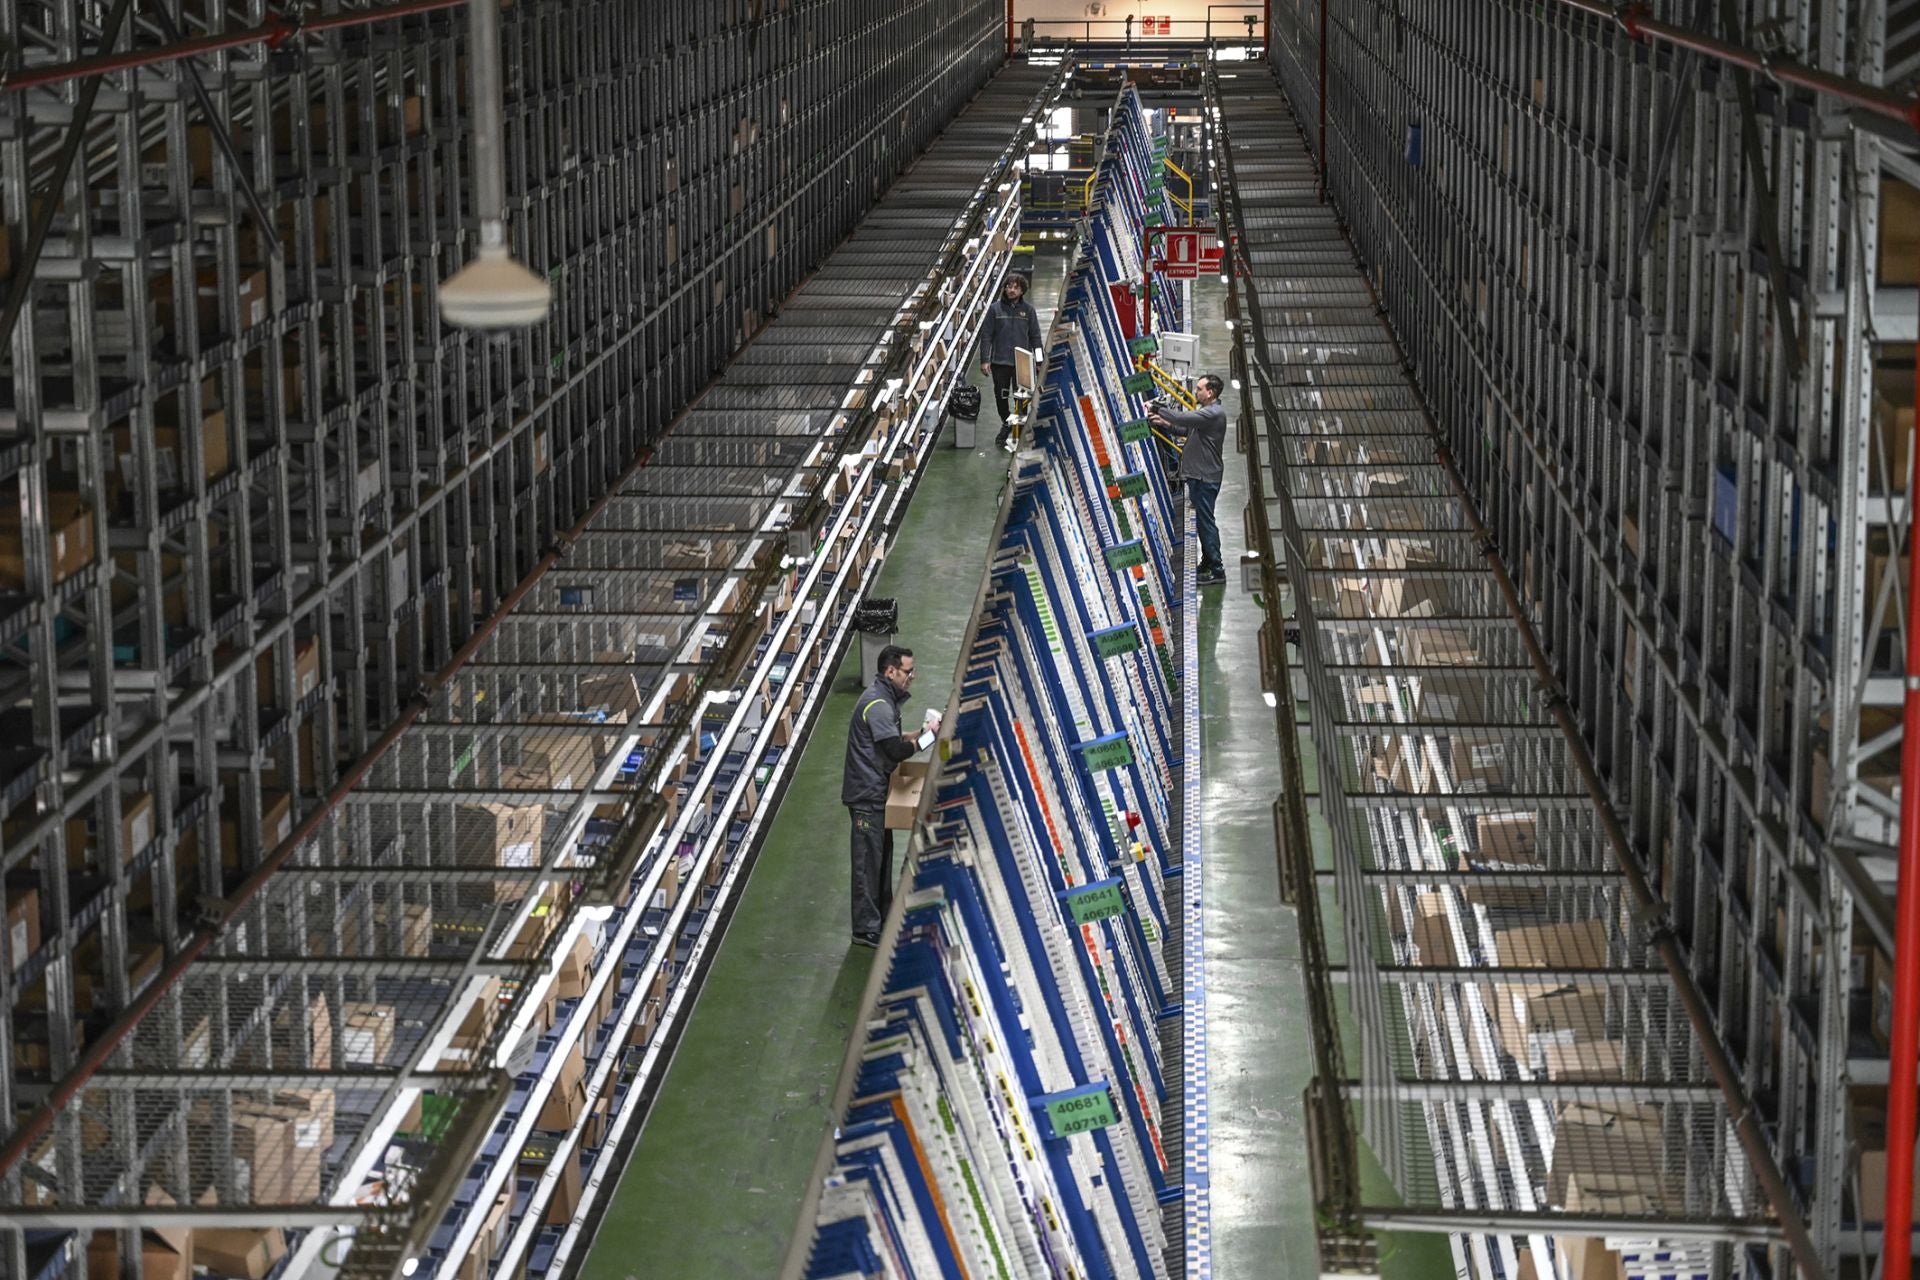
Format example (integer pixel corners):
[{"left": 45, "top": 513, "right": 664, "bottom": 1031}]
[
  {"left": 1249, "top": 0, "right": 1919, "bottom": 1276},
  {"left": 0, "top": 1, "right": 1027, "bottom": 1277}
]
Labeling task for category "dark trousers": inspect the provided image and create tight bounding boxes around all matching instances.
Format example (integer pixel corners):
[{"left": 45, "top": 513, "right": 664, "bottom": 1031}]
[
  {"left": 989, "top": 363, "right": 1015, "bottom": 425},
  {"left": 1187, "top": 478, "right": 1222, "bottom": 572},
  {"left": 848, "top": 806, "right": 893, "bottom": 936}
]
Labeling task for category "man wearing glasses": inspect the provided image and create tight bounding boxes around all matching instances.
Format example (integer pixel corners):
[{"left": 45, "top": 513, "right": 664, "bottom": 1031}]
[{"left": 841, "top": 645, "right": 938, "bottom": 948}]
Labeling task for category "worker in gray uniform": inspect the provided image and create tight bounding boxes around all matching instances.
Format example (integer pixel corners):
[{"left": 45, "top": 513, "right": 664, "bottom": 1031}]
[
  {"left": 841, "top": 644, "right": 939, "bottom": 947},
  {"left": 1149, "top": 373, "right": 1229, "bottom": 585},
  {"left": 977, "top": 273, "right": 1043, "bottom": 452}
]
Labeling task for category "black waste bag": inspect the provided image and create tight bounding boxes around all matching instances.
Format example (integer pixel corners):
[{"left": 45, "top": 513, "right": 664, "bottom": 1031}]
[
  {"left": 853, "top": 597, "right": 899, "bottom": 634},
  {"left": 948, "top": 384, "right": 982, "bottom": 421}
]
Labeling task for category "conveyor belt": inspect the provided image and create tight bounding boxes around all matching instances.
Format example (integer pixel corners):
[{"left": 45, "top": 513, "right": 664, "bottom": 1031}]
[
  {"left": 789, "top": 82, "right": 1206, "bottom": 1280},
  {"left": 1211, "top": 69, "right": 1792, "bottom": 1280}
]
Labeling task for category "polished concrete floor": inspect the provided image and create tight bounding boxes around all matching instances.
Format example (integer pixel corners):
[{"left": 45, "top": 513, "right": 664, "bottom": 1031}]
[{"left": 1187, "top": 285, "right": 1321, "bottom": 1278}]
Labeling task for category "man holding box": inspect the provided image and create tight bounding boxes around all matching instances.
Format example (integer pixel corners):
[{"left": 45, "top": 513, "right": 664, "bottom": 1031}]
[
  {"left": 841, "top": 645, "right": 939, "bottom": 948},
  {"left": 1149, "top": 373, "right": 1228, "bottom": 586}
]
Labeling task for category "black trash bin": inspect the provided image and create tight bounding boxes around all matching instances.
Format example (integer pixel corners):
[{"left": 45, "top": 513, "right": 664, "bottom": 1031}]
[
  {"left": 948, "top": 384, "right": 982, "bottom": 450},
  {"left": 853, "top": 597, "right": 899, "bottom": 684}
]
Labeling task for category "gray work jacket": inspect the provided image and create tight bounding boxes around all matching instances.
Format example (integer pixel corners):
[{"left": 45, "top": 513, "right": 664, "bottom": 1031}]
[
  {"left": 843, "top": 677, "right": 916, "bottom": 809},
  {"left": 977, "top": 298, "right": 1042, "bottom": 368},
  {"left": 1158, "top": 401, "right": 1227, "bottom": 485}
]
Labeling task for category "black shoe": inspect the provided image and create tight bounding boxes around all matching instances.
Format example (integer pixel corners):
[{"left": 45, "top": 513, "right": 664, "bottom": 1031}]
[
  {"left": 852, "top": 931, "right": 881, "bottom": 949},
  {"left": 1198, "top": 568, "right": 1227, "bottom": 586},
  {"left": 994, "top": 428, "right": 1010, "bottom": 450}
]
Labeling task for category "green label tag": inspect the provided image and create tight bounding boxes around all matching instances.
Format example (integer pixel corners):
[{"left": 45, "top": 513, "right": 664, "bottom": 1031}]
[
  {"left": 1090, "top": 624, "right": 1141, "bottom": 659},
  {"left": 1038, "top": 1084, "right": 1119, "bottom": 1137},
  {"left": 1119, "top": 419, "right": 1154, "bottom": 443},
  {"left": 1104, "top": 541, "right": 1146, "bottom": 571},
  {"left": 452, "top": 742, "right": 476, "bottom": 781},
  {"left": 1062, "top": 879, "right": 1127, "bottom": 925},
  {"left": 1115, "top": 472, "right": 1149, "bottom": 499},
  {"left": 1076, "top": 733, "right": 1134, "bottom": 772},
  {"left": 1145, "top": 211, "right": 1165, "bottom": 227},
  {"left": 1121, "top": 372, "right": 1155, "bottom": 395},
  {"left": 1128, "top": 336, "right": 1160, "bottom": 355}
]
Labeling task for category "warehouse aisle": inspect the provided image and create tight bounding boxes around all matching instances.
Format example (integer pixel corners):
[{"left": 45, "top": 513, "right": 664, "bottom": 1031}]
[
  {"left": 1187, "top": 282, "right": 1320, "bottom": 1271},
  {"left": 579, "top": 254, "right": 1068, "bottom": 1280}
]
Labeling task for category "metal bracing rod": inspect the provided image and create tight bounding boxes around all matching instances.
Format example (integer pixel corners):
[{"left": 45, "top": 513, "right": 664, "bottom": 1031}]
[
  {"left": 1359, "top": 1208, "right": 1783, "bottom": 1243},
  {"left": 141, "top": 1, "right": 279, "bottom": 261},
  {"left": 0, "top": 0, "right": 466, "bottom": 94},
  {"left": 0, "top": 0, "right": 138, "bottom": 353},
  {"left": 1547, "top": 0, "right": 1920, "bottom": 132},
  {"left": 0, "top": 440, "right": 659, "bottom": 1182},
  {"left": 1885, "top": 350, "right": 1920, "bottom": 1280}
]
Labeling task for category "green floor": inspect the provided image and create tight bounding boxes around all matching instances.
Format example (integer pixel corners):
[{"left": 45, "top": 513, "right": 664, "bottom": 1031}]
[{"left": 579, "top": 254, "right": 1069, "bottom": 1280}]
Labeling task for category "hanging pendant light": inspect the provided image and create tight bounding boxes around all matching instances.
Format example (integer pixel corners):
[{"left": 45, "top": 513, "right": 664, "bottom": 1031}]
[{"left": 440, "top": 0, "right": 551, "bottom": 329}]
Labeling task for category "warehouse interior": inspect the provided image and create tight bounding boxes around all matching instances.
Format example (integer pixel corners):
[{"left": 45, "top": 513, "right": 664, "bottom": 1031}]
[{"left": 0, "top": 0, "right": 1916, "bottom": 1277}]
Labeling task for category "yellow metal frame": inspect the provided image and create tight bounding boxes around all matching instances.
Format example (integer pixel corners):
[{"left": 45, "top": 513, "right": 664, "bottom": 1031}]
[
  {"left": 1161, "top": 158, "right": 1195, "bottom": 221},
  {"left": 1144, "top": 360, "right": 1195, "bottom": 409}
]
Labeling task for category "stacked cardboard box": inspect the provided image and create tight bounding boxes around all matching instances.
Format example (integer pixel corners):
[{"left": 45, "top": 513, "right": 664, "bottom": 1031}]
[
  {"left": 456, "top": 802, "right": 545, "bottom": 886},
  {"left": 195, "top": 1228, "right": 288, "bottom": 1279},
  {"left": 0, "top": 491, "right": 94, "bottom": 590},
  {"left": 1547, "top": 1102, "right": 1672, "bottom": 1215},
  {"left": 1855, "top": 1082, "right": 1920, "bottom": 1217},
  {"left": 64, "top": 787, "right": 157, "bottom": 869},
  {"left": 1551, "top": 1236, "right": 1628, "bottom": 1280},
  {"left": 1408, "top": 892, "right": 1454, "bottom": 966},
  {"left": 340, "top": 1001, "right": 396, "bottom": 1066}
]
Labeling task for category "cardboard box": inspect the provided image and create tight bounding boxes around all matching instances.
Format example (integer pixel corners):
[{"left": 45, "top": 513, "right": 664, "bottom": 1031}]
[
  {"left": 652, "top": 849, "right": 684, "bottom": 911},
  {"left": 191, "top": 1100, "right": 287, "bottom": 1198},
  {"left": 553, "top": 930, "right": 594, "bottom": 1002},
  {"left": 1874, "top": 943, "right": 1895, "bottom": 1050},
  {"left": 536, "top": 1038, "right": 587, "bottom": 1131},
  {"left": 257, "top": 635, "right": 321, "bottom": 706},
  {"left": 1880, "top": 179, "right": 1920, "bottom": 285},
  {"left": 456, "top": 801, "right": 545, "bottom": 873},
  {"left": 221, "top": 789, "right": 294, "bottom": 869},
  {"left": 1553, "top": 1236, "right": 1627, "bottom": 1280},
  {"left": 194, "top": 1227, "right": 286, "bottom": 1279},
  {"left": 1494, "top": 918, "right": 1610, "bottom": 968},
  {"left": 1856, "top": 1084, "right": 1920, "bottom": 1217},
  {"left": 442, "top": 978, "right": 503, "bottom": 1064},
  {"left": 1449, "top": 734, "right": 1506, "bottom": 789},
  {"left": 1547, "top": 1102, "right": 1667, "bottom": 1212},
  {"left": 375, "top": 900, "right": 432, "bottom": 957},
  {"left": 1540, "top": 1038, "right": 1625, "bottom": 1081},
  {"left": 340, "top": 1001, "right": 395, "bottom": 1066},
  {"left": 1873, "top": 365, "right": 1916, "bottom": 494},
  {"left": 6, "top": 882, "right": 39, "bottom": 968},
  {"left": 543, "top": 1150, "right": 584, "bottom": 1226},
  {"left": 1408, "top": 892, "right": 1454, "bottom": 967},
  {"left": 119, "top": 790, "right": 157, "bottom": 858},
  {"left": 885, "top": 759, "right": 930, "bottom": 830},
  {"left": 272, "top": 994, "right": 333, "bottom": 1070},
  {"left": 578, "top": 665, "right": 644, "bottom": 720},
  {"left": 87, "top": 1229, "right": 192, "bottom": 1280},
  {"left": 0, "top": 492, "right": 94, "bottom": 589},
  {"left": 1492, "top": 981, "right": 1609, "bottom": 1067},
  {"left": 1474, "top": 812, "right": 1538, "bottom": 864}
]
